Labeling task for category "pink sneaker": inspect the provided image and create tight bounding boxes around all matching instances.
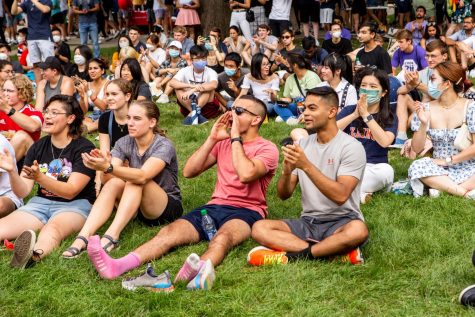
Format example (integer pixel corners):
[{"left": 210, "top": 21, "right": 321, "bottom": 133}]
[{"left": 174, "top": 253, "right": 203, "bottom": 284}]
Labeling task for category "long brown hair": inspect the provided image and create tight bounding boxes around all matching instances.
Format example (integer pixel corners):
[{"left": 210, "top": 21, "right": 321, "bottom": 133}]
[
  {"left": 434, "top": 61, "right": 468, "bottom": 93},
  {"left": 130, "top": 100, "right": 166, "bottom": 136}
]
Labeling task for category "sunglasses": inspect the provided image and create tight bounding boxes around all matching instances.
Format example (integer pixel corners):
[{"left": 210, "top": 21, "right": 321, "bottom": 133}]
[
  {"left": 231, "top": 106, "right": 259, "bottom": 116},
  {"left": 281, "top": 35, "right": 291, "bottom": 39}
]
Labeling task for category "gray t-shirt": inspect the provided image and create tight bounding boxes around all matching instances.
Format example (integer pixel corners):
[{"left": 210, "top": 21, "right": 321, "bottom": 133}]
[
  {"left": 217, "top": 68, "right": 249, "bottom": 99},
  {"left": 292, "top": 131, "right": 366, "bottom": 221},
  {"left": 111, "top": 134, "right": 181, "bottom": 201}
]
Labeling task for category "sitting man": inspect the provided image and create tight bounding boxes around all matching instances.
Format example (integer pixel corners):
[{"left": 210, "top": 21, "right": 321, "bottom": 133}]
[
  {"left": 215, "top": 52, "right": 249, "bottom": 110},
  {"left": 391, "top": 29, "right": 428, "bottom": 76},
  {"left": 248, "top": 86, "right": 368, "bottom": 266},
  {"left": 251, "top": 24, "right": 278, "bottom": 59},
  {"left": 169, "top": 45, "right": 221, "bottom": 125},
  {"left": 86, "top": 95, "right": 279, "bottom": 291}
]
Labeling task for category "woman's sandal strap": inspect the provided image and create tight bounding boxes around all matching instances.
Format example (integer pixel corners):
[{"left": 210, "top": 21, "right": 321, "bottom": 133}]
[
  {"left": 63, "top": 247, "right": 81, "bottom": 258},
  {"left": 76, "top": 235, "right": 88, "bottom": 246},
  {"left": 102, "top": 234, "right": 119, "bottom": 252}
]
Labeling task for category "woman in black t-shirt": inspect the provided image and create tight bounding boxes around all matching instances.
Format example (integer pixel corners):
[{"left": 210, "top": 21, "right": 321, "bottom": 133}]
[
  {"left": 63, "top": 100, "right": 182, "bottom": 259},
  {"left": 120, "top": 58, "right": 152, "bottom": 101},
  {"left": 0, "top": 94, "right": 96, "bottom": 268}
]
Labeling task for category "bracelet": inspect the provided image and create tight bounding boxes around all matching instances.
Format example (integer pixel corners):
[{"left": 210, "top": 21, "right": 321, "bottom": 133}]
[{"left": 415, "top": 81, "right": 422, "bottom": 89}]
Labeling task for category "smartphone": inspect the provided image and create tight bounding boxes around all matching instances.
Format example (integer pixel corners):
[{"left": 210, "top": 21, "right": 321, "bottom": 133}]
[{"left": 280, "top": 137, "right": 294, "bottom": 147}]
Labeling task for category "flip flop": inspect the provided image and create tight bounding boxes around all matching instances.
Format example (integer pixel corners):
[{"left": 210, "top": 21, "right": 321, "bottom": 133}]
[{"left": 62, "top": 235, "right": 88, "bottom": 259}]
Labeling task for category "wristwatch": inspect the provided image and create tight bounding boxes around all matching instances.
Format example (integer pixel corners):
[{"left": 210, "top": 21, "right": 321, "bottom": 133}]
[
  {"left": 231, "top": 137, "right": 243, "bottom": 145},
  {"left": 445, "top": 156, "right": 453, "bottom": 166},
  {"left": 104, "top": 164, "right": 114, "bottom": 174},
  {"left": 363, "top": 114, "right": 374, "bottom": 123},
  {"left": 7, "top": 108, "right": 15, "bottom": 117}
]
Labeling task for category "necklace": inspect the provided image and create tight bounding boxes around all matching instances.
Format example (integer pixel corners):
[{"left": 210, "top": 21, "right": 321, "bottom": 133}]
[
  {"left": 117, "top": 122, "right": 126, "bottom": 133},
  {"left": 51, "top": 139, "right": 68, "bottom": 161}
]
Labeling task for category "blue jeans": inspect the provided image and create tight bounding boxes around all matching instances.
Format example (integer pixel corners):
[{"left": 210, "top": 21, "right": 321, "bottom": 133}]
[
  {"left": 274, "top": 102, "right": 298, "bottom": 121},
  {"left": 79, "top": 22, "right": 99, "bottom": 58}
]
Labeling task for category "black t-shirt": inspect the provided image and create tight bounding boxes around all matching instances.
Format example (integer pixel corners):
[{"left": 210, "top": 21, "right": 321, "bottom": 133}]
[
  {"left": 98, "top": 111, "right": 129, "bottom": 149},
  {"left": 356, "top": 45, "right": 392, "bottom": 74},
  {"left": 322, "top": 38, "right": 353, "bottom": 56},
  {"left": 24, "top": 136, "right": 96, "bottom": 204},
  {"left": 66, "top": 64, "right": 91, "bottom": 81},
  {"left": 251, "top": 0, "right": 263, "bottom": 6},
  {"left": 278, "top": 46, "right": 304, "bottom": 71},
  {"left": 56, "top": 42, "right": 71, "bottom": 66}
]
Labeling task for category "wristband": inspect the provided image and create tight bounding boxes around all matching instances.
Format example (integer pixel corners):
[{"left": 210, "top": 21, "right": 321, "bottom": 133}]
[
  {"left": 7, "top": 108, "right": 15, "bottom": 117},
  {"left": 231, "top": 136, "right": 243, "bottom": 145}
]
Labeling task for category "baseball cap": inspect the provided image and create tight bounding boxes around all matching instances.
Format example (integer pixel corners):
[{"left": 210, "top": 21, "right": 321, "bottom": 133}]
[{"left": 167, "top": 40, "right": 183, "bottom": 50}]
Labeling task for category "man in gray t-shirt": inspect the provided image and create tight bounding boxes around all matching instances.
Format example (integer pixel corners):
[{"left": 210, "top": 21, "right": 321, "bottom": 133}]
[{"left": 248, "top": 86, "right": 369, "bottom": 267}]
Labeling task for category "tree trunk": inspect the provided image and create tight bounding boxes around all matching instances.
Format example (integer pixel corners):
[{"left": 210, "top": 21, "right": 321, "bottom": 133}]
[{"left": 199, "top": 0, "right": 231, "bottom": 36}]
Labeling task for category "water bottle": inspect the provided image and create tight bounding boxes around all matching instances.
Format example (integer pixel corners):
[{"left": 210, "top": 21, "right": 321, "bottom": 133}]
[
  {"left": 201, "top": 209, "right": 217, "bottom": 241},
  {"left": 355, "top": 58, "right": 362, "bottom": 67}
]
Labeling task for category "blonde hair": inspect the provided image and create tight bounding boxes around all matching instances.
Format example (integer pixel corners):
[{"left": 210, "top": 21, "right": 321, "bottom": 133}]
[
  {"left": 120, "top": 46, "right": 140, "bottom": 60},
  {"left": 8, "top": 74, "right": 34, "bottom": 103}
]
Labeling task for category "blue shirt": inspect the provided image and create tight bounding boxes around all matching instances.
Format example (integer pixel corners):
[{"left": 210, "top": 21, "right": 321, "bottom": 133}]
[
  {"left": 20, "top": 0, "right": 52, "bottom": 41},
  {"left": 337, "top": 105, "right": 398, "bottom": 164},
  {"left": 73, "top": 0, "right": 98, "bottom": 24}
]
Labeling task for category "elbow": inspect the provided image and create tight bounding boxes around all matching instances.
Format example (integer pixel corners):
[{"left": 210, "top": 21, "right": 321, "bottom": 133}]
[
  {"left": 183, "top": 168, "right": 196, "bottom": 179},
  {"left": 238, "top": 170, "right": 257, "bottom": 184},
  {"left": 333, "top": 193, "right": 351, "bottom": 206}
]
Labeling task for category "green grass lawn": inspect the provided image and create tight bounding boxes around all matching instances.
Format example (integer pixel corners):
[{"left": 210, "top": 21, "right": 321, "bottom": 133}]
[{"left": 1, "top": 104, "right": 475, "bottom": 316}]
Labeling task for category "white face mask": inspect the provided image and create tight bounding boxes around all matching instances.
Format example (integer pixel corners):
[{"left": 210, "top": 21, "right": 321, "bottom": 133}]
[
  {"left": 53, "top": 35, "right": 61, "bottom": 43},
  {"left": 74, "top": 55, "right": 86, "bottom": 65},
  {"left": 119, "top": 41, "right": 129, "bottom": 49},
  {"left": 332, "top": 30, "right": 342, "bottom": 38},
  {"left": 17, "top": 36, "right": 24, "bottom": 43},
  {"left": 146, "top": 43, "right": 155, "bottom": 51},
  {"left": 0, "top": 53, "right": 9, "bottom": 60}
]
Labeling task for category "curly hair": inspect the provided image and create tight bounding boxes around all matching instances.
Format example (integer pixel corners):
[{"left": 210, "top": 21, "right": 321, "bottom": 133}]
[{"left": 8, "top": 74, "right": 34, "bottom": 103}]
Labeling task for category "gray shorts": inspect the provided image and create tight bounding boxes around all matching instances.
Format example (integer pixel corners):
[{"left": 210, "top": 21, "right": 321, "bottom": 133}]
[
  {"left": 284, "top": 214, "right": 362, "bottom": 243},
  {"left": 17, "top": 196, "right": 91, "bottom": 224},
  {"left": 28, "top": 40, "right": 54, "bottom": 64}
]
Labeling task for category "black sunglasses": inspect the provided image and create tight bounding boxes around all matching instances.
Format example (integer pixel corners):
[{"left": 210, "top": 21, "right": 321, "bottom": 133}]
[{"left": 231, "top": 106, "right": 259, "bottom": 116}]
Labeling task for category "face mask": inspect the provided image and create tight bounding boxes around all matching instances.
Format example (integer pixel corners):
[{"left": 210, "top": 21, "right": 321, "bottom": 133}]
[
  {"left": 204, "top": 43, "right": 213, "bottom": 51},
  {"left": 146, "top": 43, "right": 155, "bottom": 51},
  {"left": 53, "top": 35, "right": 61, "bottom": 43},
  {"left": 17, "top": 36, "right": 24, "bottom": 43},
  {"left": 192, "top": 60, "right": 207, "bottom": 71},
  {"left": 169, "top": 49, "right": 180, "bottom": 58},
  {"left": 0, "top": 53, "right": 8, "bottom": 61},
  {"left": 74, "top": 55, "right": 86, "bottom": 65},
  {"left": 119, "top": 41, "right": 129, "bottom": 49},
  {"left": 224, "top": 67, "right": 237, "bottom": 76},
  {"left": 428, "top": 80, "right": 445, "bottom": 99},
  {"left": 360, "top": 87, "right": 382, "bottom": 105},
  {"left": 332, "top": 30, "right": 341, "bottom": 38}
]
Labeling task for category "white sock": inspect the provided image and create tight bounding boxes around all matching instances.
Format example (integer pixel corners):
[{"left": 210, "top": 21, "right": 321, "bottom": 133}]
[{"left": 397, "top": 131, "right": 408, "bottom": 140}]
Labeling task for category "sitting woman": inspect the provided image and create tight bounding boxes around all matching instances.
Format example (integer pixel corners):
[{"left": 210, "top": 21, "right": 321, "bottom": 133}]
[
  {"left": 66, "top": 45, "right": 93, "bottom": 81},
  {"left": 110, "top": 35, "right": 133, "bottom": 75},
  {"left": 0, "top": 75, "right": 43, "bottom": 164},
  {"left": 223, "top": 25, "right": 251, "bottom": 66},
  {"left": 420, "top": 23, "right": 445, "bottom": 50},
  {"left": 140, "top": 34, "right": 166, "bottom": 82},
  {"left": 0, "top": 134, "right": 21, "bottom": 217},
  {"left": 0, "top": 95, "right": 96, "bottom": 267},
  {"left": 409, "top": 61, "right": 475, "bottom": 198},
  {"left": 196, "top": 29, "right": 226, "bottom": 74},
  {"left": 317, "top": 53, "right": 358, "bottom": 110},
  {"left": 77, "top": 58, "right": 109, "bottom": 133},
  {"left": 274, "top": 53, "right": 321, "bottom": 125},
  {"left": 238, "top": 53, "right": 280, "bottom": 115},
  {"left": 119, "top": 58, "right": 152, "bottom": 101},
  {"left": 154, "top": 41, "right": 188, "bottom": 103},
  {"left": 62, "top": 100, "right": 182, "bottom": 258},
  {"left": 336, "top": 68, "right": 397, "bottom": 203}
]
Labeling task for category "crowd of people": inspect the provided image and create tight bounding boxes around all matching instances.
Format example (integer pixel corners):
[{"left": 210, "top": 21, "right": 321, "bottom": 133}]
[{"left": 1, "top": 0, "right": 475, "bottom": 304}]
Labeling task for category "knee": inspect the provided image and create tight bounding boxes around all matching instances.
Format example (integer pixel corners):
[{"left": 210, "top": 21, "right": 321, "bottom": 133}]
[
  {"left": 343, "top": 221, "right": 368, "bottom": 246},
  {"left": 11, "top": 130, "right": 33, "bottom": 145},
  {"left": 103, "top": 177, "right": 126, "bottom": 191},
  {"left": 251, "top": 220, "right": 269, "bottom": 242},
  {"left": 41, "top": 222, "right": 62, "bottom": 243},
  {"left": 290, "top": 128, "right": 309, "bottom": 142},
  {"left": 210, "top": 231, "right": 233, "bottom": 248}
]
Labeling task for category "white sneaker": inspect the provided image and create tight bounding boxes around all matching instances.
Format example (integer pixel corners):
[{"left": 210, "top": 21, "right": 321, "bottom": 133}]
[
  {"left": 186, "top": 259, "right": 215, "bottom": 290},
  {"left": 149, "top": 83, "right": 163, "bottom": 97},
  {"left": 360, "top": 192, "right": 373, "bottom": 204},
  {"left": 465, "top": 189, "right": 475, "bottom": 199},
  {"left": 470, "top": 70, "right": 475, "bottom": 79},
  {"left": 286, "top": 117, "right": 299, "bottom": 125},
  {"left": 275, "top": 116, "right": 284, "bottom": 123},
  {"left": 156, "top": 94, "right": 169, "bottom": 104},
  {"left": 429, "top": 188, "right": 440, "bottom": 198}
]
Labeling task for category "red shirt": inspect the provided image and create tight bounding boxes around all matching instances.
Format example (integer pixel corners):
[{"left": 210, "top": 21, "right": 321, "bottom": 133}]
[{"left": 0, "top": 104, "right": 43, "bottom": 141}]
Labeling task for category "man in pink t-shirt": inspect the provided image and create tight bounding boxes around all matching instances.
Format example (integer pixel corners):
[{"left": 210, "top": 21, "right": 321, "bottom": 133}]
[{"left": 86, "top": 95, "right": 279, "bottom": 291}]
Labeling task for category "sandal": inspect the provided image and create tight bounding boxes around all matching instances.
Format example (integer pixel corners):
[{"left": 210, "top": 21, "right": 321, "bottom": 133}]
[
  {"left": 62, "top": 235, "right": 88, "bottom": 259},
  {"left": 102, "top": 234, "right": 119, "bottom": 253}
]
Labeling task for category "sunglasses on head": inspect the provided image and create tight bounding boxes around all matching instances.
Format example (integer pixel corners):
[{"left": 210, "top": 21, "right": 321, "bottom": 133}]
[{"left": 231, "top": 106, "right": 259, "bottom": 116}]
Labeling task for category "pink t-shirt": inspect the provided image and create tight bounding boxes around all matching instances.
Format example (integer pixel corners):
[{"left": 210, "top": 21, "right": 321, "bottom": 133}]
[{"left": 208, "top": 137, "right": 279, "bottom": 218}]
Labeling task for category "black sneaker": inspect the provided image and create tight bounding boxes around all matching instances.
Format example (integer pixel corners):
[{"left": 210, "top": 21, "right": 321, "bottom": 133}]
[
  {"left": 10, "top": 230, "right": 36, "bottom": 269},
  {"left": 460, "top": 285, "right": 475, "bottom": 307}
]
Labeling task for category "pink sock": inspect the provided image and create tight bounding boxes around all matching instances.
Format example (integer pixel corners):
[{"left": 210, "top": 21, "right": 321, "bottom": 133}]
[{"left": 87, "top": 235, "right": 140, "bottom": 280}]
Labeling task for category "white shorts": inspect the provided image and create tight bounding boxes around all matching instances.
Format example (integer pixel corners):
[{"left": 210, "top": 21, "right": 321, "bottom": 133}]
[
  {"left": 320, "top": 8, "right": 334, "bottom": 24},
  {"left": 28, "top": 40, "right": 54, "bottom": 65},
  {"left": 1, "top": 190, "right": 23, "bottom": 209}
]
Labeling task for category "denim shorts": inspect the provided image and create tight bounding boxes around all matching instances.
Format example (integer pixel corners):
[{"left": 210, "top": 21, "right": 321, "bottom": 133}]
[
  {"left": 181, "top": 204, "right": 263, "bottom": 241},
  {"left": 88, "top": 109, "right": 103, "bottom": 121},
  {"left": 17, "top": 196, "right": 92, "bottom": 224}
]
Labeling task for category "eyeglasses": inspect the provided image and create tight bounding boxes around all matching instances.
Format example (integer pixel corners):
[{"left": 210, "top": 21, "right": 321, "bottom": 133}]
[
  {"left": 1, "top": 88, "right": 15, "bottom": 93},
  {"left": 1, "top": 70, "right": 14, "bottom": 74},
  {"left": 281, "top": 35, "right": 291, "bottom": 39},
  {"left": 231, "top": 106, "right": 259, "bottom": 116},
  {"left": 42, "top": 110, "right": 68, "bottom": 117}
]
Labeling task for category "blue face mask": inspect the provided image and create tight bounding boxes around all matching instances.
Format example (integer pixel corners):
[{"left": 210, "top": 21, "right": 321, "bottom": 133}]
[
  {"left": 193, "top": 60, "right": 207, "bottom": 71},
  {"left": 169, "top": 49, "right": 180, "bottom": 58},
  {"left": 224, "top": 67, "right": 237, "bottom": 77},
  {"left": 428, "top": 80, "right": 445, "bottom": 99},
  {"left": 204, "top": 43, "right": 213, "bottom": 51},
  {"left": 359, "top": 88, "right": 382, "bottom": 105}
]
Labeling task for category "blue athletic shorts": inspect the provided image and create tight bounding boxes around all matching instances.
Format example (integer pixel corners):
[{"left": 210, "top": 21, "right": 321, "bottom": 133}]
[{"left": 181, "top": 204, "right": 263, "bottom": 241}]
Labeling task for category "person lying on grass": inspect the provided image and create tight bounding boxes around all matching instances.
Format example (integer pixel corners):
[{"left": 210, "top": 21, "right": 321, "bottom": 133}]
[
  {"left": 63, "top": 100, "right": 182, "bottom": 258},
  {"left": 247, "top": 86, "right": 369, "bottom": 266},
  {"left": 86, "top": 95, "right": 278, "bottom": 291},
  {"left": 0, "top": 94, "right": 96, "bottom": 268}
]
